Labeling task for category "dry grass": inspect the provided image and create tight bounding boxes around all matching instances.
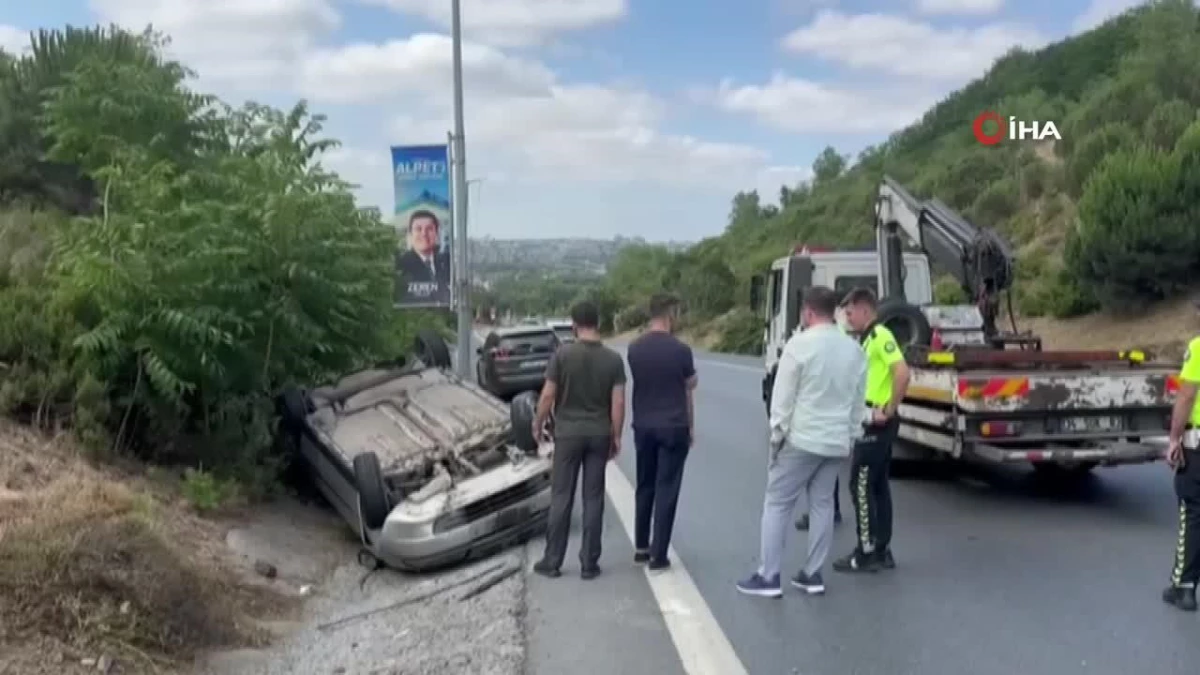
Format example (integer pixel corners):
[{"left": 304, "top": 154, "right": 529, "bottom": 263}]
[
  {"left": 1020, "top": 295, "right": 1198, "bottom": 361},
  {"left": 0, "top": 422, "right": 294, "bottom": 673}
]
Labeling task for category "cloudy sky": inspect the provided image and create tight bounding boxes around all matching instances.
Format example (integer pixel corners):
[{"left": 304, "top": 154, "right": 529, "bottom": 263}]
[{"left": 1, "top": 0, "right": 1147, "bottom": 241}]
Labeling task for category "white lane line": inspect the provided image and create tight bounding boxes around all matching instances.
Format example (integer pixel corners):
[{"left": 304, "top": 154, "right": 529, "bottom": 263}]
[
  {"left": 695, "top": 358, "right": 760, "bottom": 374},
  {"left": 604, "top": 463, "right": 749, "bottom": 675}
]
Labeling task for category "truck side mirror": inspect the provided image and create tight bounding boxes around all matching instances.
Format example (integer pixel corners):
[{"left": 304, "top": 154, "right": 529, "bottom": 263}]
[{"left": 749, "top": 275, "right": 764, "bottom": 310}]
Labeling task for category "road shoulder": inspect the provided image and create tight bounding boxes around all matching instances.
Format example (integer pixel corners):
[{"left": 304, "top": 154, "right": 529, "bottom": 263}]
[{"left": 523, "top": 494, "right": 686, "bottom": 675}]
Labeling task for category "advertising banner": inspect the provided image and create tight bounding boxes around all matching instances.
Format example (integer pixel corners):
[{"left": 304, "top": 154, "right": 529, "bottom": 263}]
[{"left": 392, "top": 144, "right": 452, "bottom": 307}]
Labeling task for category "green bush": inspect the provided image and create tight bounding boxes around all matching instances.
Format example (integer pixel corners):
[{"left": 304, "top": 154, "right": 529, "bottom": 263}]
[
  {"left": 1068, "top": 145, "right": 1197, "bottom": 307},
  {"left": 0, "top": 28, "right": 416, "bottom": 491},
  {"left": 712, "top": 309, "right": 763, "bottom": 355},
  {"left": 614, "top": 304, "right": 649, "bottom": 332},
  {"left": 932, "top": 275, "right": 967, "bottom": 304},
  {"left": 1065, "top": 123, "right": 1138, "bottom": 197},
  {"left": 1144, "top": 99, "right": 1195, "bottom": 150}
]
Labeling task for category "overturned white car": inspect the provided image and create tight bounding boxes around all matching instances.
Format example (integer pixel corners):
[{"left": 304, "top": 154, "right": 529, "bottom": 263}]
[{"left": 276, "top": 330, "right": 551, "bottom": 572}]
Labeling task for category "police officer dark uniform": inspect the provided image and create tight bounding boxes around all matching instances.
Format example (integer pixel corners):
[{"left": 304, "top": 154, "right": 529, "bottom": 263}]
[
  {"left": 833, "top": 288, "right": 910, "bottom": 573},
  {"left": 1163, "top": 333, "right": 1200, "bottom": 611}
]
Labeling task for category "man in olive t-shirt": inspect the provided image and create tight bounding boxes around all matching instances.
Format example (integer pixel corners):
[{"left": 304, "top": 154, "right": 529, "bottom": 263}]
[{"left": 532, "top": 300, "right": 627, "bottom": 580}]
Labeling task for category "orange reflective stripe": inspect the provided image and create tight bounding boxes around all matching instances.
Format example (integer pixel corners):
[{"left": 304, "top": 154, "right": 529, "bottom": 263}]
[{"left": 957, "top": 377, "right": 1029, "bottom": 399}]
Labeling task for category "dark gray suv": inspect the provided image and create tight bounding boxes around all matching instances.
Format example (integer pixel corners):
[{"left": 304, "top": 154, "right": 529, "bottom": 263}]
[{"left": 476, "top": 326, "right": 560, "bottom": 399}]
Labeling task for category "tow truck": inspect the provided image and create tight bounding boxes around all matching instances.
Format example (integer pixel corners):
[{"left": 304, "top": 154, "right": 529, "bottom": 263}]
[{"left": 750, "top": 176, "right": 1180, "bottom": 477}]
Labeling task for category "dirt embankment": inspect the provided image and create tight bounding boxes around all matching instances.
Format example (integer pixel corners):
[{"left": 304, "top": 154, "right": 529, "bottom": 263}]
[
  {"left": 1019, "top": 295, "right": 1197, "bottom": 361},
  {"left": 0, "top": 422, "right": 300, "bottom": 674},
  {"left": 0, "top": 420, "right": 532, "bottom": 675}
]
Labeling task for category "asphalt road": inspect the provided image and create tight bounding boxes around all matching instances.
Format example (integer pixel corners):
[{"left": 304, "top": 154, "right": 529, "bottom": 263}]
[
  {"left": 467, "top": 330, "right": 1200, "bottom": 674},
  {"left": 523, "top": 338, "right": 1200, "bottom": 675},
  {"left": 651, "top": 347, "right": 1200, "bottom": 674}
]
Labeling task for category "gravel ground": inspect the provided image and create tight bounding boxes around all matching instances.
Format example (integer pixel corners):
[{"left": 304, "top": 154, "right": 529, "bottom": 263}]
[{"left": 195, "top": 499, "right": 528, "bottom": 675}]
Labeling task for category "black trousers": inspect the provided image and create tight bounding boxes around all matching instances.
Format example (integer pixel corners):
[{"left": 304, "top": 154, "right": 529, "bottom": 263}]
[
  {"left": 541, "top": 434, "right": 610, "bottom": 569},
  {"left": 1171, "top": 447, "right": 1200, "bottom": 587},
  {"left": 850, "top": 417, "right": 900, "bottom": 555},
  {"left": 633, "top": 426, "right": 690, "bottom": 562}
]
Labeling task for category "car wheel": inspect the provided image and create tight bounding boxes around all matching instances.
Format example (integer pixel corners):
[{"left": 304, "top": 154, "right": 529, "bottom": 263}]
[
  {"left": 278, "top": 386, "right": 311, "bottom": 431},
  {"left": 510, "top": 390, "right": 540, "bottom": 453},
  {"left": 414, "top": 329, "right": 453, "bottom": 368},
  {"left": 353, "top": 452, "right": 392, "bottom": 530}
]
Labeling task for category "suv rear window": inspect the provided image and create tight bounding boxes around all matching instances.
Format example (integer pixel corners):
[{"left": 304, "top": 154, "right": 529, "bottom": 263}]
[{"left": 499, "top": 331, "right": 557, "bottom": 355}]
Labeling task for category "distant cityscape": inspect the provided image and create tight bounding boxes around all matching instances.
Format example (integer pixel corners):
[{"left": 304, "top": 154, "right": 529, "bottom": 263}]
[{"left": 465, "top": 236, "right": 690, "bottom": 285}]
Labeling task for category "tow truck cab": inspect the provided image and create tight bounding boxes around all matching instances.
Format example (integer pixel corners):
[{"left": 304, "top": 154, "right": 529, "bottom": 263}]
[{"left": 751, "top": 246, "right": 933, "bottom": 408}]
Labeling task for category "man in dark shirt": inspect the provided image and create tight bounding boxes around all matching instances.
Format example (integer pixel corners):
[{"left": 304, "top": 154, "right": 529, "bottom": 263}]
[
  {"left": 626, "top": 293, "right": 697, "bottom": 570},
  {"left": 531, "top": 300, "right": 627, "bottom": 580}
]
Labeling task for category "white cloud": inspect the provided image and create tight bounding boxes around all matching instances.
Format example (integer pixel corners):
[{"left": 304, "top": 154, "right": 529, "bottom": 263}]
[
  {"left": 710, "top": 73, "right": 934, "bottom": 133},
  {"left": 298, "top": 34, "right": 554, "bottom": 104},
  {"left": 89, "top": 0, "right": 340, "bottom": 89},
  {"left": 0, "top": 24, "right": 29, "bottom": 54},
  {"left": 916, "top": 0, "right": 1004, "bottom": 15},
  {"left": 782, "top": 10, "right": 1046, "bottom": 80},
  {"left": 386, "top": 82, "right": 794, "bottom": 189},
  {"left": 1071, "top": 0, "right": 1143, "bottom": 32},
  {"left": 356, "top": 0, "right": 627, "bottom": 46}
]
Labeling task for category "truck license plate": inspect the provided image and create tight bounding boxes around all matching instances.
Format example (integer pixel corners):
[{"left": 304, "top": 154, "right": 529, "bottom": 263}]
[
  {"left": 495, "top": 506, "right": 530, "bottom": 529},
  {"left": 1060, "top": 416, "right": 1123, "bottom": 433},
  {"left": 522, "top": 360, "right": 547, "bottom": 369}
]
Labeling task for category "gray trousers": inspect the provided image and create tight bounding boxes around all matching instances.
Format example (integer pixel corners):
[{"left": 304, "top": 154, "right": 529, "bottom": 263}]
[
  {"left": 758, "top": 445, "right": 844, "bottom": 580},
  {"left": 541, "top": 434, "right": 610, "bottom": 569}
]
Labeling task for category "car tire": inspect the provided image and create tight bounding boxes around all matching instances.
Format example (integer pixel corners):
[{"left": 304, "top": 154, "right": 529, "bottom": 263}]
[
  {"left": 414, "top": 329, "right": 453, "bottom": 369},
  {"left": 278, "top": 386, "right": 311, "bottom": 431},
  {"left": 877, "top": 300, "right": 933, "bottom": 348},
  {"left": 353, "top": 452, "right": 391, "bottom": 531},
  {"left": 510, "top": 390, "right": 540, "bottom": 453}
]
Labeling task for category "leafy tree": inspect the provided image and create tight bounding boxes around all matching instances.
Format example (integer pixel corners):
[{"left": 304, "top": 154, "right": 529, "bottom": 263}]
[
  {"left": 1065, "top": 122, "right": 1138, "bottom": 197},
  {"left": 0, "top": 27, "right": 413, "bottom": 487},
  {"left": 1068, "top": 146, "right": 1197, "bottom": 306},
  {"left": 812, "top": 146, "right": 847, "bottom": 184},
  {"left": 1144, "top": 99, "right": 1195, "bottom": 150}
]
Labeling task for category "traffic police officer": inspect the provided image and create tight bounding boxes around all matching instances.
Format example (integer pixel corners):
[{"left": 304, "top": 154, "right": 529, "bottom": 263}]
[
  {"left": 1163, "top": 326, "right": 1200, "bottom": 611},
  {"left": 833, "top": 287, "right": 910, "bottom": 573}
]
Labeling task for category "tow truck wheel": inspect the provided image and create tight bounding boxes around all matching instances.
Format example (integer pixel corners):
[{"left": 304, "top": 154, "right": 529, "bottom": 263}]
[
  {"left": 414, "top": 329, "right": 453, "bottom": 369},
  {"left": 353, "top": 452, "right": 392, "bottom": 531},
  {"left": 877, "top": 300, "right": 932, "bottom": 348}
]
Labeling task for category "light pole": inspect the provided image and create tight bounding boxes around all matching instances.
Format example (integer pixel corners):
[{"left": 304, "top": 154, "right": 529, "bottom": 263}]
[{"left": 450, "top": 0, "right": 471, "bottom": 376}]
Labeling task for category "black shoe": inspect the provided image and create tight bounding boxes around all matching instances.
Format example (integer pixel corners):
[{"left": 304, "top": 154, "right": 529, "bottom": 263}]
[
  {"left": 634, "top": 550, "right": 650, "bottom": 564},
  {"left": 790, "top": 570, "right": 825, "bottom": 595},
  {"left": 648, "top": 558, "right": 671, "bottom": 572},
  {"left": 1162, "top": 584, "right": 1198, "bottom": 611},
  {"left": 795, "top": 514, "right": 810, "bottom": 531},
  {"left": 580, "top": 564, "right": 602, "bottom": 580},
  {"left": 880, "top": 549, "right": 895, "bottom": 570},
  {"left": 532, "top": 560, "right": 561, "bottom": 578},
  {"left": 832, "top": 551, "right": 880, "bottom": 574}
]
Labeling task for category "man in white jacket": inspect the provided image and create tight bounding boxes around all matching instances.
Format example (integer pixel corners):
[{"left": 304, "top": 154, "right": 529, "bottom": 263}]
[{"left": 736, "top": 286, "right": 867, "bottom": 598}]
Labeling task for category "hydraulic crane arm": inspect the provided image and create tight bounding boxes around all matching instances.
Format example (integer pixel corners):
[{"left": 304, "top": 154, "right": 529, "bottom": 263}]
[{"left": 875, "top": 176, "right": 1015, "bottom": 336}]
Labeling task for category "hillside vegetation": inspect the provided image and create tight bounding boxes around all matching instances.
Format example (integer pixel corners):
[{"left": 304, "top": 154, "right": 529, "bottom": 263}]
[
  {"left": 0, "top": 25, "right": 444, "bottom": 665},
  {"left": 512, "top": 0, "right": 1200, "bottom": 353}
]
